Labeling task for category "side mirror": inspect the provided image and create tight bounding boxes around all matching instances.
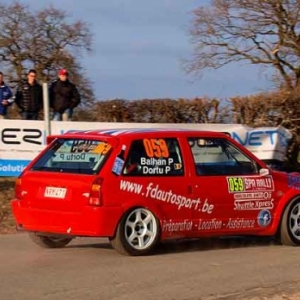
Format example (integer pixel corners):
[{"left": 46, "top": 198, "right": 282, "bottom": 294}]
[{"left": 259, "top": 168, "right": 269, "bottom": 176}]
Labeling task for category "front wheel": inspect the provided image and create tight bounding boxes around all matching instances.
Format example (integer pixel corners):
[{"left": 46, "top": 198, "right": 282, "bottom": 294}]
[
  {"left": 280, "top": 198, "right": 300, "bottom": 246},
  {"left": 29, "top": 232, "right": 73, "bottom": 248},
  {"left": 110, "top": 207, "right": 160, "bottom": 256}
]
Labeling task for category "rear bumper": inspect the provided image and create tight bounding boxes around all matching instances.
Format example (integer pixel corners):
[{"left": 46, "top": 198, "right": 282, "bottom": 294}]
[{"left": 11, "top": 200, "right": 123, "bottom": 237}]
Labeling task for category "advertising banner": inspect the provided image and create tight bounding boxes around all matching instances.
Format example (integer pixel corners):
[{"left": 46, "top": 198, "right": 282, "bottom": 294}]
[{"left": 0, "top": 120, "right": 292, "bottom": 176}]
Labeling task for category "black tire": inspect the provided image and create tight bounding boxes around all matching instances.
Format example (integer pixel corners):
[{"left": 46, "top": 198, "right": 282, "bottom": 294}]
[
  {"left": 110, "top": 207, "right": 160, "bottom": 256},
  {"left": 29, "top": 232, "right": 73, "bottom": 248},
  {"left": 280, "top": 198, "right": 300, "bottom": 246}
]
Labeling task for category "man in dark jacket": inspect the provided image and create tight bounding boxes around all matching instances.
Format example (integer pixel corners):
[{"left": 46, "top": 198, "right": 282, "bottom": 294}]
[
  {"left": 0, "top": 72, "right": 13, "bottom": 119},
  {"left": 49, "top": 69, "right": 81, "bottom": 121},
  {"left": 14, "top": 69, "right": 43, "bottom": 120}
]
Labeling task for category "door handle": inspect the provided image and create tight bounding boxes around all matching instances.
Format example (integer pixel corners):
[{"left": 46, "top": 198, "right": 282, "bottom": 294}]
[{"left": 187, "top": 185, "right": 193, "bottom": 194}]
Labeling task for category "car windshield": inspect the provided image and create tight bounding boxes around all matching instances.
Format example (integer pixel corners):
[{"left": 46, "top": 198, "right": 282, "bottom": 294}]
[{"left": 31, "top": 138, "right": 112, "bottom": 175}]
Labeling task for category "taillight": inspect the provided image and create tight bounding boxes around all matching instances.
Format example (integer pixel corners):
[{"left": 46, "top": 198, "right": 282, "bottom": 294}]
[
  {"left": 88, "top": 178, "right": 103, "bottom": 206},
  {"left": 15, "top": 177, "right": 22, "bottom": 199}
]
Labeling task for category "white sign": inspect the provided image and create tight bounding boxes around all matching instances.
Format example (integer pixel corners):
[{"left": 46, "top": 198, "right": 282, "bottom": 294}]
[{"left": 0, "top": 120, "right": 292, "bottom": 176}]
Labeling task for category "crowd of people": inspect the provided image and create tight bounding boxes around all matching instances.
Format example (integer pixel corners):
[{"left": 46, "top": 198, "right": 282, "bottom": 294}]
[{"left": 0, "top": 69, "right": 81, "bottom": 121}]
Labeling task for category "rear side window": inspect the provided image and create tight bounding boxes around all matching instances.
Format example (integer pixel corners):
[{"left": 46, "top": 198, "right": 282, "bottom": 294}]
[
  {"left": 31, "top": 138, "right": 112, "bottom": 174},
  {"left": 123, "top": 138, "right": 184, "bottom": 176}
]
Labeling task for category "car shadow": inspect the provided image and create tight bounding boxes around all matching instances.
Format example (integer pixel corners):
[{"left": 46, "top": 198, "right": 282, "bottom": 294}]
[
  {"left": 66, "top": 236, "right": 280, "bottom": 255},
  {"left": 67, "top": 240, "right": 112, "bottom": 250},
  {"left": 154, "top": 236, "right": 280, "bottom": 256}
]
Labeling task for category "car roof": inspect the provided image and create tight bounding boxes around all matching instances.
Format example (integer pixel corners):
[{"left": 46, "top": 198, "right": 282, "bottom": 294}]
[{"left": 60, "top": 128, "right": 229, "bottom": 139}]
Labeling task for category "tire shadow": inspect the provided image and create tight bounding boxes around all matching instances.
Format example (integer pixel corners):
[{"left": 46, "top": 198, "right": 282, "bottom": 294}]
[{"left": 65, "top": 236, "right": 280, "bottom": 256}]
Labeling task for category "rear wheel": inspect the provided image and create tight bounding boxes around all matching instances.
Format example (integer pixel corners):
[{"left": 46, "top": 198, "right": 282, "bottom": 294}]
[
  {"left": 280, "top": 198, "right": 300, "bottom": 246},
  {"left": 110, "top": 207, "right": 160, "bottom": 256},
  {"left": 29, "top": 232, "right": 73, "bottom": 248}
]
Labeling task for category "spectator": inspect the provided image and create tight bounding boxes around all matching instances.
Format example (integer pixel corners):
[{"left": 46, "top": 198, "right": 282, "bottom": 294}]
[
  {"left": 49, "top": 69, "right": 81, "bottom": 121},
  {"left": 0, "top": 72, "right": 13, "bottom": 119},
  {"left": 14, "top": 69, "right": 43, "bottom": 120}
]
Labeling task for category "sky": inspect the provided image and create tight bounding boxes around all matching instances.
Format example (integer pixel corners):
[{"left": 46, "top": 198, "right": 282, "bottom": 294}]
[{"left": 3, "top": 0, "right": 274, "bottom": 100}]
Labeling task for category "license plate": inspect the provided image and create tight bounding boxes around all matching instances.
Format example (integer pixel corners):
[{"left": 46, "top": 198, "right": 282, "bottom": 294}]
[{"left": 44, "top": 187, "right": 67, "bottom": 199}]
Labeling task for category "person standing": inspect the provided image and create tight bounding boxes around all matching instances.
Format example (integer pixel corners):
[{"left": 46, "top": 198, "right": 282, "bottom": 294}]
[
  {"left": 0, "top": 72, "right": 13, "bottom": 119},
  {"left": 14, "top": 69, "right": 43, "bottom": 120},
  {"left": 49, "top": 69, "right": 81, "bottom": 121}
]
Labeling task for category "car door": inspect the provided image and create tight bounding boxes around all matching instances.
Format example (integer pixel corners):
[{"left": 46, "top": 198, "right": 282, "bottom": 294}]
[
  {"left": 117, "top": 136, "right": 194, "bottom": 237},
  {"left": 186, "top": 135, "right": 277, "bottom": 235}
]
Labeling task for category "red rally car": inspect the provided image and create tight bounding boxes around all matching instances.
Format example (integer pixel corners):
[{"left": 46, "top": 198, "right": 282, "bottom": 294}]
[{"left": 11, "top": 128, "right": 300, "bottom": 255}]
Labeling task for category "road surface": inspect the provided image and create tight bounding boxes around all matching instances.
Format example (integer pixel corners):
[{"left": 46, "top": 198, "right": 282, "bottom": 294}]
[{"left": 1, "top": 234, "right": 300, "bottom": 300}]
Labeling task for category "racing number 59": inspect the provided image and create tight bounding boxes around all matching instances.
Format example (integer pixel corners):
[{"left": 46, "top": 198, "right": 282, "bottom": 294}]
[
  {"left": 143, "top": 139, "right": 169, "bottom": 158},
  {"left": 228, "top": 177, "right": 244, "bottom": 192}
]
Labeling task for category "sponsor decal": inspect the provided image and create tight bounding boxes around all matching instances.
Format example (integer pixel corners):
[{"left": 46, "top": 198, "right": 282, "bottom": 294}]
[
  {"left": 233, "top": 192, "right": 272, "bottom": 200},
  {"left": 226, "top": 218, "right": 255, "bottom": 229},
  {"left": 287, "top": 173, "right": 300, "bottom": 190},
  {"left": 257, "top": 210, "right": 272, "bottom": 227},
  {"left": 227, "top": 176, "right": 274, "bottom": 193},
  {"left": 51, "top": 140, "right": 111, "bottom": 163},
  {"left": 70, "top": 140, "right": 97, "bottom": 152},
  {"left": 196, "top": 218, "right": 255, "bottom": 230},
  {"left": 69, "top": 140, "right": 111, "bottom": 154},
  {"left": 119, "top": 180, "right": 214, "bottom": 212},
  {"left": 227, "top": 176, "right": 275, "bottom": 211},
  {"left": 197, "top": 218, "right": 223, "bottom": 230},
  {"left": 234, "top": 199, "right": 274, "bottom": 211},
  {"left": 144, "top": 182, "right": 214, "bottom": 212},
  {"left": 112, "top": 145, "right": 126, "bottom": 176},
  {"left": 162, "top": 219, "right": 193, "bottom": 233},
  {"left": 164, "top": 218, "right": 257, "bottom": 232}
]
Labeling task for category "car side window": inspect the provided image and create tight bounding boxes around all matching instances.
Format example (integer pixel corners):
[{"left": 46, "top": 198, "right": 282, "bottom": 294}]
[
  {"left": 123, "top": 138, "right": 184, "bottom": 176},
  {"left": 188, "top": 137, "right": 258, "bottom": 176}
]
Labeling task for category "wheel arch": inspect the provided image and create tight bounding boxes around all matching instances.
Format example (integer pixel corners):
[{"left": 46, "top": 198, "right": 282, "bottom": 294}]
[
  {"left": 273, "top": 192, "right": 300, "bottom": 236},
  {"left": 110, "top": 202, "right": 163, "bottom": 255},
  {"left": 111, "top": 200, "right": 165, "bottom": 238}
]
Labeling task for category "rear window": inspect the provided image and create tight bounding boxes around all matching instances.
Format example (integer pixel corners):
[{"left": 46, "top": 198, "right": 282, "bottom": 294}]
[{"left": 31, "top": 138, "right": 112, "bottom": 174}]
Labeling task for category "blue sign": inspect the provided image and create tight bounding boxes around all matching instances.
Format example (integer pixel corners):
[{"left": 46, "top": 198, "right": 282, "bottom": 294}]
[{"left": 0, "top": 159, "right": 31, "bottom": 176}]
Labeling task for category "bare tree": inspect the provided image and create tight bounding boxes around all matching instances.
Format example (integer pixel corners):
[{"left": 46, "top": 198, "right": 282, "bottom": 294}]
[
  {"left": 187, "top": 0, "right": 300, "bottom": 90},
  {"left": 0, "top": 2, "right": 95, "bottom": 108}
]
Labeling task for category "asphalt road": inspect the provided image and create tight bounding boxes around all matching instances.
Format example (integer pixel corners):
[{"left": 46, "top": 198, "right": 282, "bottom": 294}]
[{"left": 1, "top": 234, "right": 300, "bottom": 300}]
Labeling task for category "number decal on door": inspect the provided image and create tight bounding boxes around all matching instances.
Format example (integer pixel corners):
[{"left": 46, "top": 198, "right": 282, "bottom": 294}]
[{"left": 227, "top": 177, "right": 244, "bottom": 192}]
